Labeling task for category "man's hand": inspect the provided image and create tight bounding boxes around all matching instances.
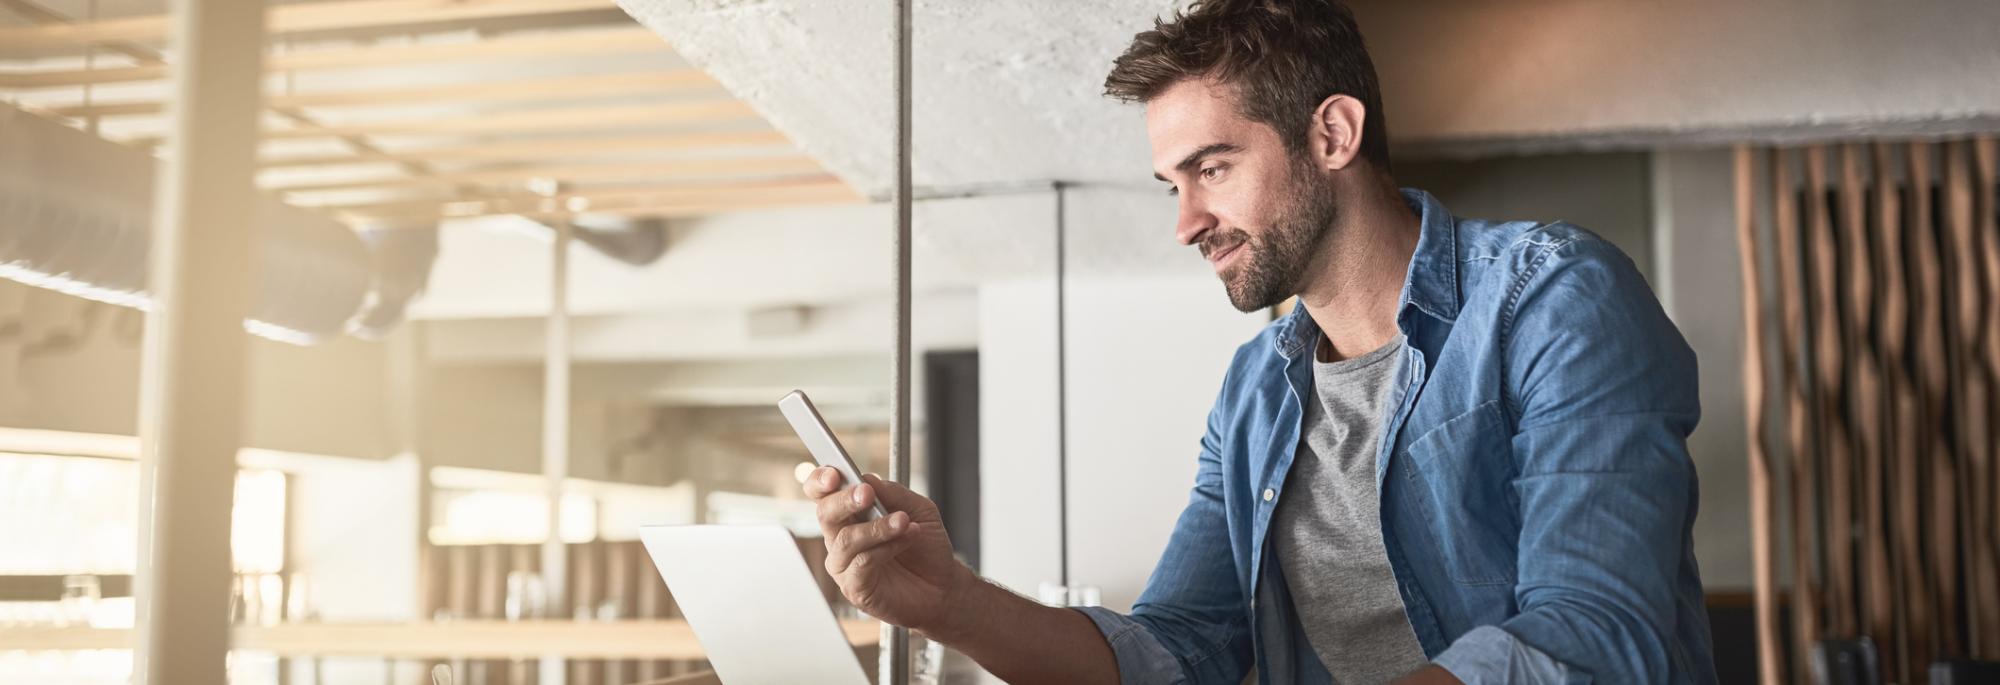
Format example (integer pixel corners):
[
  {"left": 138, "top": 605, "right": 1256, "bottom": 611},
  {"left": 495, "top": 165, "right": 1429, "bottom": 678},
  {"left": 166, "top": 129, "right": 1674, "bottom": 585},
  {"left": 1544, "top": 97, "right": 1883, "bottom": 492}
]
[
  {"left": 804, "top": 467, "right": 1120, "bottom": 683},
  {"left": 803, "top": 467, "right": 969, "bottom": 633}
]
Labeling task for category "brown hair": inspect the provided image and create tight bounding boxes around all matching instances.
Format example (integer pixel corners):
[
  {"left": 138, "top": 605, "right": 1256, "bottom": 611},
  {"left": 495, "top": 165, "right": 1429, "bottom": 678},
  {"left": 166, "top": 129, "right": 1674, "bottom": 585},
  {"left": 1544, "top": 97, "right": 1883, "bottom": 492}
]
[{"left": 1104, "top": 0, "right": 1390, "bottom": 171}]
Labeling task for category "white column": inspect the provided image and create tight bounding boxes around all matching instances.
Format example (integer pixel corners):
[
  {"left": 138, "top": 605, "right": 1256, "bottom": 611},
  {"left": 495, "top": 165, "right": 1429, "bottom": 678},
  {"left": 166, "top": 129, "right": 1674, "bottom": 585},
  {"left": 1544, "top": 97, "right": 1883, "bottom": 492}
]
[
  {"left": 132, "top": 0, "right": 267, "bottom": 682},
  {"left": 541, "top": 220, "right": 572, "bottom": 685}
]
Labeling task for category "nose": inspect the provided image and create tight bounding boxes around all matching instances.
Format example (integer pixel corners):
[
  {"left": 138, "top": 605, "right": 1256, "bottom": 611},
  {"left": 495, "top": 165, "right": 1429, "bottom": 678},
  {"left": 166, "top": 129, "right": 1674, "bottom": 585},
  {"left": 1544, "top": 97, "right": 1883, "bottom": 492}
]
[{"left": 1174, "top": 193, "right": 1217, "bottom": 247}]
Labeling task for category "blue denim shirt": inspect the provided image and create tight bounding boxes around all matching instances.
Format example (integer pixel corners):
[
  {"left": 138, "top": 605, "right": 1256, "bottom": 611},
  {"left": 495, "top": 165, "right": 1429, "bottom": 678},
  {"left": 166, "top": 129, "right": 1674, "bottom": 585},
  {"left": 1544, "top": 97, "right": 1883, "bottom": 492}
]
[{"left": 1078, "top": 189, "right": 1717, "bottom": 684}]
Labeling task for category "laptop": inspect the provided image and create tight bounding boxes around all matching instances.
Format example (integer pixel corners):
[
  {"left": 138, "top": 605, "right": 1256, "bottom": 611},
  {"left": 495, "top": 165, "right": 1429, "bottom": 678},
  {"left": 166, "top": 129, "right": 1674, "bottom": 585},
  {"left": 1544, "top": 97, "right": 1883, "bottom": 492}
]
[{"left": 638, "top": 524, "right": 874, "bottom": 685}]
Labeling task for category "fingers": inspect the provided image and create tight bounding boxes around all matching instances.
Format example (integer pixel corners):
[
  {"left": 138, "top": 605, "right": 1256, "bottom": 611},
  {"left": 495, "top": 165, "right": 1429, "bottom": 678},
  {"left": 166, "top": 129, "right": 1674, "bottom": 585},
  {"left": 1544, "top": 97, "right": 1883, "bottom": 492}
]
[
  {"left": 814, "top": 474, "right": 876, "bottom": 535},
  {"left": 802, "top": 466, "right": 844, "bottom": 499},
  {"left": 860, "top": 473, "right": 939, "bottom": 518},
  {"left": 825, "top": 510, "right": 916, "bottom": 575},
  {"left": 845, "top": 527, "right": 921, "bottom": 577}
]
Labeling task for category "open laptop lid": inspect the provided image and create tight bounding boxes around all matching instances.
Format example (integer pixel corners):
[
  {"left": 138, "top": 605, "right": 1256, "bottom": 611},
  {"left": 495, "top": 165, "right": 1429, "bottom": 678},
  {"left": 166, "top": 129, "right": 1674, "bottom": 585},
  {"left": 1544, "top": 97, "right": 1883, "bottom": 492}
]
[{"left": 638, "top": 524, "right": 872, "bottom": 685}]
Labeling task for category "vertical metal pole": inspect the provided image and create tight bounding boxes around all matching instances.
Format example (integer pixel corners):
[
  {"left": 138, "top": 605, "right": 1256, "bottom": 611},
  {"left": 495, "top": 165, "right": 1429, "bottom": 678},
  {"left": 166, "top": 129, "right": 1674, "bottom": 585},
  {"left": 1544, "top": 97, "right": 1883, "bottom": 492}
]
[
  {"left": 543, "top": 220, "right": 573, "bottom": 685},
  {"left": 132, "top": 0, "right": 267, "bottom": 682},
  {"left": 883, "top": 0, "right": 913, "bottom": 680},
  {"left": 1054, "top": 183, "right": 1069, "bottom": 590}
]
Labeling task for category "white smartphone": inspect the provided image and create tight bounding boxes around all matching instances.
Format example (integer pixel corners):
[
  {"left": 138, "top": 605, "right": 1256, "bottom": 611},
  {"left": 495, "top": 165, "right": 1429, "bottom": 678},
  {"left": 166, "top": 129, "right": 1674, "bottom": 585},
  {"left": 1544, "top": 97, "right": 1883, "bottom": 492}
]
[{"left": 779, "top": 390, "right": 886, "bottom": 521}]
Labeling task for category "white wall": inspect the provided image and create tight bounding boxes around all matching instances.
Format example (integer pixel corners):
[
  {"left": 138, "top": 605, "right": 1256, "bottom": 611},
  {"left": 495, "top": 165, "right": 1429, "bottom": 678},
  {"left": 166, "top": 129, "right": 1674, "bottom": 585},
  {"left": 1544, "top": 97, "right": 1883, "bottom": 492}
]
[
  {"left": 976, "top": 279, "right": 1063, "bottom": 596},
  {"left": 1062, "top": 278, "right": 1267, "bottom": 611},
  {"left": 1649, "top": 148, "right": 1758, "bottom": 591},
  {"left": 285, "top": 453, "right": 423, "bottom": 622},
  {"left": 283, "top": 455, "right": 425, "bottom": 685},
  {"left": 978, "top": 276, "right": 1266, "bottom": 611}
]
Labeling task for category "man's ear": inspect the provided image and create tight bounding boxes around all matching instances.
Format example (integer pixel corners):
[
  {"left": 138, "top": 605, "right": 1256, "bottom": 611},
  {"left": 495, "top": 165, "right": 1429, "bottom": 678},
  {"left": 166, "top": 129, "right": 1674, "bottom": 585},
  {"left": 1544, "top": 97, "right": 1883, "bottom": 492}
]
[{"left": 1307, "top": 94, "right": 1366, "bottom": 172}]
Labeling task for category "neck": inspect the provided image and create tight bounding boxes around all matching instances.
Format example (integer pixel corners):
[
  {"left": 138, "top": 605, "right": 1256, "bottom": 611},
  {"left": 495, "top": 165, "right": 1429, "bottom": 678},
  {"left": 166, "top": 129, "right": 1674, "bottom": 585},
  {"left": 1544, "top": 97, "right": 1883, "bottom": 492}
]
[{"left": 1295, "top": 181, "right": 1420, "bottom": 362}]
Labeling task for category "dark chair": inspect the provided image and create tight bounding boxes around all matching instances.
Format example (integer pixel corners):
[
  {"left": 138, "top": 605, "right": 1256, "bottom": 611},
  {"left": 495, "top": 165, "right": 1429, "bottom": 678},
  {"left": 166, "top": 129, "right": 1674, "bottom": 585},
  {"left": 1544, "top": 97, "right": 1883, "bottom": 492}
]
[
  {"left": 1929, "top": 658, "right": 2000, "bottom": 685},
  {"left": 1811, "top": 638, "right": 1881, "bottom": 685}
]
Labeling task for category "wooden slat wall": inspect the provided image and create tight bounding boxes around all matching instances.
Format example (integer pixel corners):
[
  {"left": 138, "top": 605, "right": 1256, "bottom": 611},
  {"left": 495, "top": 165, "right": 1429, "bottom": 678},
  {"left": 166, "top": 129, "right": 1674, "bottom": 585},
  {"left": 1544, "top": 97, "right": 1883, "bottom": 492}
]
[
  {"left": 1769, "top": 145, "right": 1823, "bottom": 676},
  {"left": 1734, "top": 146, "right": 1784, "bottom": 685},
  {"left": 1743, "top": 139, "right": 2000, "bottom": 684}
]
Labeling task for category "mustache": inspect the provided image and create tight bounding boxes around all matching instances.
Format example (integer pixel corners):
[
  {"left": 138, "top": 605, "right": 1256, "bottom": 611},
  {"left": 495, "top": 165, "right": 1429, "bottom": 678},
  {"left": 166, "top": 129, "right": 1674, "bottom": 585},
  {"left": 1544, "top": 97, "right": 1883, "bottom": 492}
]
[{"left": 1199, "top": 229, "right": 1251, "bottom": 260}]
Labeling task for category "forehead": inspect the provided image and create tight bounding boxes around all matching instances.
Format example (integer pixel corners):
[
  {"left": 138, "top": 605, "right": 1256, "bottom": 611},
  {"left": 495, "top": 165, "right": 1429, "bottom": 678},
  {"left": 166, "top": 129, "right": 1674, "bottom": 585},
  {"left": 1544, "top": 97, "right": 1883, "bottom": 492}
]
[{"left": 1144, "top": 79, "right": 1264, "bottom": 171}]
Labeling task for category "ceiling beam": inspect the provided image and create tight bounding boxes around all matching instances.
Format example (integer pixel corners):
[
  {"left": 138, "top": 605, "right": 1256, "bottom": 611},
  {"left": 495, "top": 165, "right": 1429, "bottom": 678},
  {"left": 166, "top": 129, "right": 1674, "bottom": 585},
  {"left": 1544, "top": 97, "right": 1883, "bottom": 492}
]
[
  {"left": 0, "top": 0, "right": 463, "bottom": 197},
  {"left": 0, "top": 26, "right": 666, "bottom": 89},
  {"left": 259, "top": 130, "right": 793, "bottom": 168},
  {"left": 328, "top": 178, "right": 862, "bottom": 221},
  {"left": 258, "top": 100, "right": 757, "bottom": 140},
  {"left": 267, "top": 156, "right": 829, "bottom": 193},
  {"left": 124, "top": 100, "right": 757, "bottom": 145},
  {"left": 453, "top": 193, "right": 866, "bottom": 221},
  {"left": 0, "top": 0, "right": 620, "bottom": 54},
  {"left": 43, "top": 69, "right": 716, "bottom": 118}
]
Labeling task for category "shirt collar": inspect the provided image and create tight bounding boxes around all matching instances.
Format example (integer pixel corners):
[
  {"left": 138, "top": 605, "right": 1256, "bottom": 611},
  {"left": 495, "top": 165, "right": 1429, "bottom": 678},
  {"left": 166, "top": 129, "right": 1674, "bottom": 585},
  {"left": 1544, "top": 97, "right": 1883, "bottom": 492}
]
[{"left": 1273, "top": 187, "right": 1460, "bottom": 359}]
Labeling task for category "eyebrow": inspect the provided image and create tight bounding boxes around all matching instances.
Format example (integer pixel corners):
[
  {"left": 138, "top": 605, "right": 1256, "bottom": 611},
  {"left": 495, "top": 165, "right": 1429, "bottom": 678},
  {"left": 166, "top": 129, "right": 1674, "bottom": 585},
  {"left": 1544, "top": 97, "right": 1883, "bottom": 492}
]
[{"left": 1153, "top": 143, "right": 1241, "bottom": 183}]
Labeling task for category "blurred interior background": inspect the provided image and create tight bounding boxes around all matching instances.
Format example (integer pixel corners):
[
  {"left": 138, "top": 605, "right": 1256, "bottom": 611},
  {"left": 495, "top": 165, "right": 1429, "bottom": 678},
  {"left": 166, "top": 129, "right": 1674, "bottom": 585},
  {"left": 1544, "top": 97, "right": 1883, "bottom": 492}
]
[{"left": 2, "top": 0, "right": 1997, "bottom": 684}]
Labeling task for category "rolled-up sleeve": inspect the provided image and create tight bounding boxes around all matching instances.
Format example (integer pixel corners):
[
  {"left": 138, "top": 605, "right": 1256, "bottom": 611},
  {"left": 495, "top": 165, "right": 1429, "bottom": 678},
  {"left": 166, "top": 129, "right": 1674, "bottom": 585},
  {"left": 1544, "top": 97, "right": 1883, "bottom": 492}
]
[
  {"left": 1075, "top": 606, "right": 1195, "bottom": 684},
  {"left": 1433, "top": 625, "right": 1570, "bottom": 684}
]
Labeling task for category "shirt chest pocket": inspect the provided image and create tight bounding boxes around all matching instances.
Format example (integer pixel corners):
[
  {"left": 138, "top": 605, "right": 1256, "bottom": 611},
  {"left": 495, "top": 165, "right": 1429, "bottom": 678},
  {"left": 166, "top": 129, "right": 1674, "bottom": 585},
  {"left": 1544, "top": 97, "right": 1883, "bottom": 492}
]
[{"left": 1399, "top": 400, "right": 1520, "bottom": 587}]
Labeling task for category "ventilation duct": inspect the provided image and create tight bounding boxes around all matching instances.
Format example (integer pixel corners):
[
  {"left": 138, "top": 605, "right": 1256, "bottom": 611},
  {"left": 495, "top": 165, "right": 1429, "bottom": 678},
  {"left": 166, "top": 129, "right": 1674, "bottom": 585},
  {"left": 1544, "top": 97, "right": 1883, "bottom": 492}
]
[
  {"left": 348, "top": 222, "right": 440, "bottom": 341},
  {"left": 570, "top": 215, "right": 670, "bottom": 267},
  {"left": 0, "top": 104, "right": 434, "bottom": 345}
]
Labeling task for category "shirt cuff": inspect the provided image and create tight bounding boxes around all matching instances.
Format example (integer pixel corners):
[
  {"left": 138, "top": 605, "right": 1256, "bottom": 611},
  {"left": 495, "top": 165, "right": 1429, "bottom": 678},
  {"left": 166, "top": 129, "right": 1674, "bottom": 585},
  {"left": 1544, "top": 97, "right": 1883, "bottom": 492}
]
[
  {"left": 1432, "top": 625, "right": 1570, "bottom": 685},
  {"left": 1074, "top": 606, "right": 1190, "bottom": 685}
]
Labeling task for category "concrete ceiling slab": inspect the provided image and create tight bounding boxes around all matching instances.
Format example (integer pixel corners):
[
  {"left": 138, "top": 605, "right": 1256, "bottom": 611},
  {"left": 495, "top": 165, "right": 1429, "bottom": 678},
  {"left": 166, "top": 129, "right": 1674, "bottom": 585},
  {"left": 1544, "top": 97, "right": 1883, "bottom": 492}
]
[{"left": 615, "top": 0, "right": 1180, "bottom": 195}]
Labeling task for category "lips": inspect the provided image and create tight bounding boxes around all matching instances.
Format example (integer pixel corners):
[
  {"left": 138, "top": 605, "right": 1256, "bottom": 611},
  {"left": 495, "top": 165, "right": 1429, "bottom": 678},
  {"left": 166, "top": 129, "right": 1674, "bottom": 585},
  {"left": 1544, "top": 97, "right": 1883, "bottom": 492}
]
[{"left": 1205, "top": 239, "right": 1245, "bottom": 271}]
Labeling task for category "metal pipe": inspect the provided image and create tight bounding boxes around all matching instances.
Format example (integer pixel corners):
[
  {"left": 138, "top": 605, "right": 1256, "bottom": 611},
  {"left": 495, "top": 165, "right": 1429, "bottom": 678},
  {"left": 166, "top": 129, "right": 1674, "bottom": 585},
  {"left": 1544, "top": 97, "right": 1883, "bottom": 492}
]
[
  {"left": 131, "top": 0, "right": 267, "bottom": 681},
  {"left": 882, "top": 0, "right": 913, "bottom": 680},
  {"left": 1055, "top": 182, "right": 1070, "bottom": 590}
]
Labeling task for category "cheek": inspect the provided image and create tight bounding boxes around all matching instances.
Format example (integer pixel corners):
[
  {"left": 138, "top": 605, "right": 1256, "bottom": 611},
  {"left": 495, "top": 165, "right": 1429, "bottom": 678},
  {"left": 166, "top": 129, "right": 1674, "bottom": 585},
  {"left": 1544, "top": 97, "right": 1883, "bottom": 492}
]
[{"left": 1211, "top": 178, "right": 1281, "bottom": 236}]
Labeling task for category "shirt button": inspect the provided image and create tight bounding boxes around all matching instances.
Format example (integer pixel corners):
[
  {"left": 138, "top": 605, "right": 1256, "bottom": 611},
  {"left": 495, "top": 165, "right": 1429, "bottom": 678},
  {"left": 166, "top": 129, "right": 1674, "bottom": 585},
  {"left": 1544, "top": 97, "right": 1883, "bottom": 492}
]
[{"left": 1262, "top": 488, "right": 1275, "bottom": 502}]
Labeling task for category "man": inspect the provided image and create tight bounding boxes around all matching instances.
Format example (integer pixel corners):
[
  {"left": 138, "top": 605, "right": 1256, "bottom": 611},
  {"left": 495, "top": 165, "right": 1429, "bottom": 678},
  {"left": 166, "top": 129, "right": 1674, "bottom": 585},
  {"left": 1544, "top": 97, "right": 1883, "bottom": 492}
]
[{"left": 804, "top": 0, "right": 1718, "bottom": 682}]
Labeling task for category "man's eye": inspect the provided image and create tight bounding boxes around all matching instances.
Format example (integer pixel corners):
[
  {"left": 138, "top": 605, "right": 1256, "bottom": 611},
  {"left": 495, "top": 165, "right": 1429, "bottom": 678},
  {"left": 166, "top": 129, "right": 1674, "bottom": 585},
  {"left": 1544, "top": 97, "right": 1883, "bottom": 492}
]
[
  {"left": 1166, "top": 186, "right": 1180, "bottom": 197},
  {"left": 1201, "top": 166, "right": 1225, "bottom": 181}
]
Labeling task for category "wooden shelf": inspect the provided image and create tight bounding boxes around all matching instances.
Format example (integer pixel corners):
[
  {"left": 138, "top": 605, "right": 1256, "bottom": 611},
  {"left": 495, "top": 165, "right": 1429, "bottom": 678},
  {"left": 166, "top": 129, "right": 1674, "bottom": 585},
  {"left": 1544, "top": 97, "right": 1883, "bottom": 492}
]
[{"left": 0, "top": 619, "right": 880, "bottom": 660}]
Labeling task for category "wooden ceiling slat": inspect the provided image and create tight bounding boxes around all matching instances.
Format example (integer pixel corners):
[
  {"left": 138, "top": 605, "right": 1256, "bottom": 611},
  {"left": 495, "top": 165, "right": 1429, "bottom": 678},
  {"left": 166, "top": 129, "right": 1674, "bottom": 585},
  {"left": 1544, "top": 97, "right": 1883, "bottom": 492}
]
[
  {"left": 43, "top": 70, "right": 717, "bottom": 118},
  {"left": 260, "top": 100, "right": 758, "bottom": 140},
  {"left": 330, "top": 178, "right": 862, "bottom": 222},
  {"left": 0, "top": 0, "right": 855, "bottom": 224},
  {"left": 345, "top": 178, "right": 855, "bottom": 214},
  {"left": 122, "top": 100, "right": 758, "bottom": 146},
  {"left": 259, "top": 130, "right": 793, "bottom": 168},
  {"left": 0, "top": 27, "right": 666, "bottom": 90},
  {"left": 268, "top": 156, "right": 828, "bottom": 193},
  {"left": 0, "top": 0, "right": 621, "bottom": 54}
]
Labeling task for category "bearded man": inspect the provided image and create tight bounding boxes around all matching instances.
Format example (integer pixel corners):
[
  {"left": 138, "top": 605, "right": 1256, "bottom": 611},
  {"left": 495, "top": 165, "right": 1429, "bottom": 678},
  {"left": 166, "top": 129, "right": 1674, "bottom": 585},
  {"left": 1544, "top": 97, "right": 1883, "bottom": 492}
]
[{"left": 803, "top": 1, "right": 1719, "bottom": 683}]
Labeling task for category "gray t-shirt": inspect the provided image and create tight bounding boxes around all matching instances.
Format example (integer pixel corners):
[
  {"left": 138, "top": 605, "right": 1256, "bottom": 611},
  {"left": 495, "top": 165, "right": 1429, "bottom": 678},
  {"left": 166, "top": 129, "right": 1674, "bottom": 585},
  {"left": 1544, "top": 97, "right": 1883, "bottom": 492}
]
[{"left": 1270, "top": 333, "right": 1429, "bottom": 684}]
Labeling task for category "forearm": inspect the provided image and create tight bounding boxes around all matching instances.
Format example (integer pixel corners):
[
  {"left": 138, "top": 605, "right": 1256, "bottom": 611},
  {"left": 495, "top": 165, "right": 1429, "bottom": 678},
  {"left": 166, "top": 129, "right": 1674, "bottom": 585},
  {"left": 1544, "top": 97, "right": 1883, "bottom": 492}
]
[{"left": 925, "top": 571, "right": 1120, "bottom": 685}]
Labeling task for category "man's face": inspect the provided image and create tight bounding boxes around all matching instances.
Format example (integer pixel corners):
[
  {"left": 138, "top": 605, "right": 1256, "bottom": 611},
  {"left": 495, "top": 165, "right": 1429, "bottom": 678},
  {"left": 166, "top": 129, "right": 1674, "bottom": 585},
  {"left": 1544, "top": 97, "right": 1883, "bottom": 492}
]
[{"left": 1147, "top": 79, "right": 1339, "bottom": 313}]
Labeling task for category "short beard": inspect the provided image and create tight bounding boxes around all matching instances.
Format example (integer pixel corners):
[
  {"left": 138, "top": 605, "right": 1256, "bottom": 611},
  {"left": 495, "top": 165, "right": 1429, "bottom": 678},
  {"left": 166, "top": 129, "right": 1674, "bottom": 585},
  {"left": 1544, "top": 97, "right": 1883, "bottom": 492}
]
[{"left": 1205, "top": 158, "right": 1340, "bottom": 312}]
